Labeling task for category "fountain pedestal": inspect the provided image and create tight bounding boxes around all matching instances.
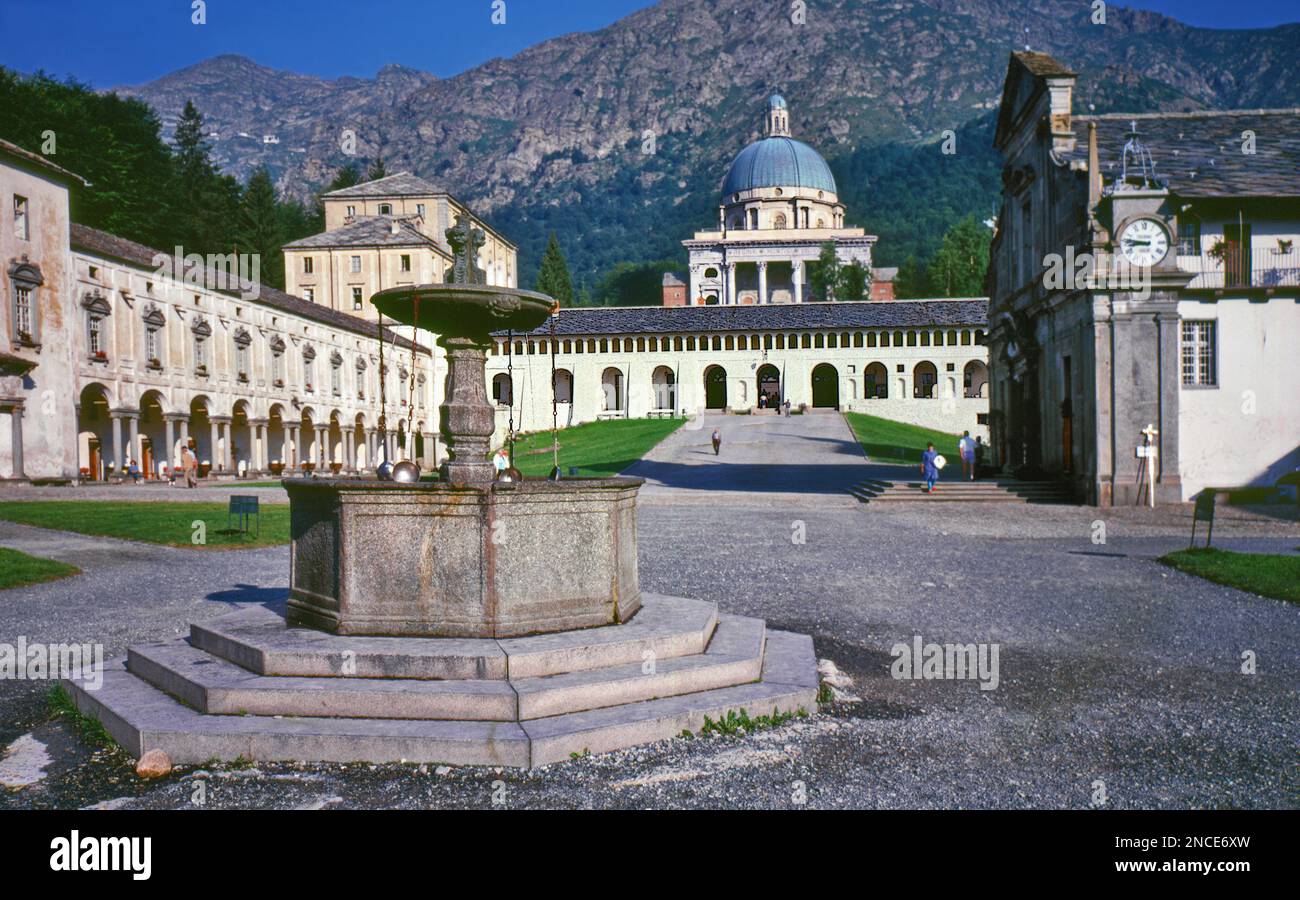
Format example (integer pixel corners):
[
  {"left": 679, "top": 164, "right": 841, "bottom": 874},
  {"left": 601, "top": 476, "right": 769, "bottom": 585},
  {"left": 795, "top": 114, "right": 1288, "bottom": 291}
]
[{"left": 285, "top": 476, "right": 642, "bottom": 638}]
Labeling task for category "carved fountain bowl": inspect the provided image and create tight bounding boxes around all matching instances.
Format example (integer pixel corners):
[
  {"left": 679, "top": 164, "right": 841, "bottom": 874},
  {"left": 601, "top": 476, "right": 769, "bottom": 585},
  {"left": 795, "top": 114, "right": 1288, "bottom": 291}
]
[{"left": 371, "top": 284, "right": 555, "bottom": 340}]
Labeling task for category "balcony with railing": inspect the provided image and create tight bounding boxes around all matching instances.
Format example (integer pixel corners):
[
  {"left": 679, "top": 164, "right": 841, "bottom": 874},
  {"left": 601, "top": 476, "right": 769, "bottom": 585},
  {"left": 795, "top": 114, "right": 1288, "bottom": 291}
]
[{"left": 1178, "top": 241, "right": 1300, "bottom": 291}]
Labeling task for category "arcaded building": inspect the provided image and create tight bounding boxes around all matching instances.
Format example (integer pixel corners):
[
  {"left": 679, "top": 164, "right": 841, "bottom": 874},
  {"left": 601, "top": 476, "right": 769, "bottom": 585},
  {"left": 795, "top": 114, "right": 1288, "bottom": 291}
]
[{"left": 1, "top": 141, "right": 437, "bottom": 483}]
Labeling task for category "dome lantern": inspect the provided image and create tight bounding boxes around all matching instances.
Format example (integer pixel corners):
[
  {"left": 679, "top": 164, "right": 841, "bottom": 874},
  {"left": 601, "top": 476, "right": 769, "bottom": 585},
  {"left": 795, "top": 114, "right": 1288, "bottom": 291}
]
[{"left": 767, "top": 94, "right": 790, "bottom": 137}]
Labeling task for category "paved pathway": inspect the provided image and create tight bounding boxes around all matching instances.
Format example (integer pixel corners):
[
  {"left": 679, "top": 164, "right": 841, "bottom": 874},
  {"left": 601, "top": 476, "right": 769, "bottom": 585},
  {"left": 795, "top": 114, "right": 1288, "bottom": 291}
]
[{"left": 627, "top": 411, "right": 871, "bottom": 506}]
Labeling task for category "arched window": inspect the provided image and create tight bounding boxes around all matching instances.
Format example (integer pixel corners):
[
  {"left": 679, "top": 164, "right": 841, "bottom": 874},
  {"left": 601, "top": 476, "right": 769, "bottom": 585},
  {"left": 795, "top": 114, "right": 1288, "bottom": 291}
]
[
  {"left": 492, "top": 373, "right": 513, "bottom": 406},
  {"left": 864, "top": 362, "right": 888, "bottom": 399},
  {"left": 913, "top": 361, "right": 938, "bottom": 399},
  {"left": 601, "top": 367, "right": 624, "bottom": 412},
  {"left": 553, "top": 369, "right": 573, "bottom": 403},
  {"left": 651, "top": 366, "right": 675, "bottom": 410}
]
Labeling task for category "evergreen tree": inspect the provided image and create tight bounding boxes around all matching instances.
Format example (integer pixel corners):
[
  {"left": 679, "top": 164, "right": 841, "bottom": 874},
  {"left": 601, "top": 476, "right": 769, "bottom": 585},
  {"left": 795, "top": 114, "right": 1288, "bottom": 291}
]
[
  {"left": 893, "top": 256, "right": 926, "bottom": 299},
  {"left": 925, "top": 215, "right": 991, "bottom": 297},
  {"left": 237, "top": 168, "right": 285, "bottom": 289},
  {"left": 807, "top": 242, "right": 841, "bottom": 302},
  {"left": 367, "top": 155, "right": 387, "bottom": 181},
  {"left": 171, "top": 99, "right": 238, "bottom": 254},
  {"left": 534, "top": 233, "right": 574, "bottom": 306},
  {"left": 837, "top": 262, "right": 869, "bottom": 302}
]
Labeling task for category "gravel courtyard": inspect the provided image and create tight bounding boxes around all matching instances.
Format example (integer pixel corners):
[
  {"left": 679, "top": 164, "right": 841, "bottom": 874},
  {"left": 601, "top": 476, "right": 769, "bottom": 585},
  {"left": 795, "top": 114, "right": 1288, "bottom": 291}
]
[{"left": 1, "top": 414, "right": 1296, "bottom": 809}]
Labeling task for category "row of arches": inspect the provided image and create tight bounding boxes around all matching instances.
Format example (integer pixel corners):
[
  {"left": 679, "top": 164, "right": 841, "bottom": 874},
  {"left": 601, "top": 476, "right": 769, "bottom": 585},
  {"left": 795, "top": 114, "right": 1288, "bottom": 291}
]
[
  {"left": 490, "top": 361, "right": 987, "bottom": 414},
  {"left": 75, "top": 382, "right": 424, "bottom": 480}
]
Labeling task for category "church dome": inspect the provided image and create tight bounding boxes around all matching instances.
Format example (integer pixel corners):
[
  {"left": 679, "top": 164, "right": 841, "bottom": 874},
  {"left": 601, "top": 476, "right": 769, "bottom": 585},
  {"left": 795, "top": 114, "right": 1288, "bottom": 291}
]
[{"left": 721, "top": 136, "right": 838, "bottom": 197}]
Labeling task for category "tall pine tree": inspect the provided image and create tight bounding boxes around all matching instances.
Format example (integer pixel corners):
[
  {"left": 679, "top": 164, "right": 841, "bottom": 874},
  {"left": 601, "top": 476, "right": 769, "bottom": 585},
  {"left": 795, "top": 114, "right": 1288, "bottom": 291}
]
[
  {"left": 172, "top": 100, "right": 239, "bottom": 255},
  {"left": 925, "top": 216, "right": 991, "bottom": 297},
  {"left": 237, "top": 168, "right": 286, "bottom": 290},
  {"left": 534, "top": 233, "right": 574, "bottom": 306},
  {"left": 367, "top": 155, "right": 388, "bottom": 181}
]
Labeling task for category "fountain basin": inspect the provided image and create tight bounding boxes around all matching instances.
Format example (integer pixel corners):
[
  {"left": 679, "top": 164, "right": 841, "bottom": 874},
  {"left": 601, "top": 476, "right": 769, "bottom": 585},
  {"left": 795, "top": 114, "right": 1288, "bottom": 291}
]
[
  {"left": 284, "top": 476, "right": 643, "bottom": 638},
  {"left": 371, "top": 284, "right": 554, "bottom": 338}
]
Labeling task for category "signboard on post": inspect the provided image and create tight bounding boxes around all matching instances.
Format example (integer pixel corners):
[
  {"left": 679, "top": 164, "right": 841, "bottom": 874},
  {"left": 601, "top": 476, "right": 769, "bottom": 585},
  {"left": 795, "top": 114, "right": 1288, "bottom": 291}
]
[
  {"left": 228, "top": 495, "right": 260, "bottom": 537},
  {"left": 1190, "top": 489, "right": 1216, "bottom": 548}
]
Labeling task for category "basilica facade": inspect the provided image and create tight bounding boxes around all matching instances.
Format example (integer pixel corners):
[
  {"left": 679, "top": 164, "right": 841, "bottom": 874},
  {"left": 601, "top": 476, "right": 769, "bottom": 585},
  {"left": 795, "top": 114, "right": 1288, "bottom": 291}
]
[
  {"left": 485, "top": 95, "right": 991, "bottom": 445},
  {"left": 684, "top": 96, "right": 881, "bottom": 305}
]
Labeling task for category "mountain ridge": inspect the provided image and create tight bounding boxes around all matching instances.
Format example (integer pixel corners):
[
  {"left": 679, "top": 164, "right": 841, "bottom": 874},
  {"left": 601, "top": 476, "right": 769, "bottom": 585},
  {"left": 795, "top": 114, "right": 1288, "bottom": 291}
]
[{"left": 114, "top": 0, "right": 1300, "bottom": 283}]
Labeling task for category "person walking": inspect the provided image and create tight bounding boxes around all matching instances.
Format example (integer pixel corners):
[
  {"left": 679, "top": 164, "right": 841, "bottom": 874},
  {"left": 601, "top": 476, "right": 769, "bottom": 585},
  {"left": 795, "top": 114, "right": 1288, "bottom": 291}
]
[
  {"left": 492, "top": 448, "right": 510, "bottom": 478},
  {"left": 958, "top": 430, "right": 976, "bottom": 481},
  {"left": 711, "top": 428, "right": 722, "bottom": 456},
  {"left": 783, "top": 399, "right": 791, "bottom": 417},
  {"left": 974, "top": 436, "right": 986, "bottom": 480},
  {"left": 921, "top": 442, "right": 941, "bottom": 493},
  {"left": 182, "top": 444, "right": 199, "bottom": 488}
]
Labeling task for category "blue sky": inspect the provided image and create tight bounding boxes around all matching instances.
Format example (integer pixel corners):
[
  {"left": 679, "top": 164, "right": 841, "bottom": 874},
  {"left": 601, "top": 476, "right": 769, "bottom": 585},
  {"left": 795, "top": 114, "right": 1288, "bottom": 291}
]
[{"left": 1, "top": 0, "right": 1296, "bottom": 88}]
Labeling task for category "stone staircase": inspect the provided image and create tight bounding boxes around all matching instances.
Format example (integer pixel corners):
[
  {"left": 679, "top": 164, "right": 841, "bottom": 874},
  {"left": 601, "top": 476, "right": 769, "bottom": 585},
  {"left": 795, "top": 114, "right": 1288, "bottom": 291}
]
[
  {"left": 849, "top": 478, "right": 1076, "bottom": 505},
  {"left": 64, "top": 595, "right": 818, "bottom": 769}
]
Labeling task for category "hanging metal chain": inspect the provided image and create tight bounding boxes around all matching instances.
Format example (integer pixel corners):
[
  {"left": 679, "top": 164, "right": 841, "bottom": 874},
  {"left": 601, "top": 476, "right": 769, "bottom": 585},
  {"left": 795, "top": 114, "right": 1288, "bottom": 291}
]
[
  {"left": 550, "top": 308, "right": 559, "bottom": 473},
  {"left": 506, "top": 329, "right": 516, "bottom": 467}
]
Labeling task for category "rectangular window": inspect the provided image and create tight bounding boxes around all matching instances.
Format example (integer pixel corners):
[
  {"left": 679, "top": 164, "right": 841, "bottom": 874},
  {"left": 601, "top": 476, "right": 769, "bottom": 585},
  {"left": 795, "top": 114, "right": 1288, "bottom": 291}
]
[
  {"left": 145, "top": 327, "right": 160, "bottom": 363},
  {"left": 378, "top": 203, "right": 392, "bottom": 215},
  {"left": 87, "top": 315, "right": 103, "bottom": 355},
  {"left": 194, "top": 337, "right": 207, "bottom": 369},
  {"left": 13, "top": 285, "right": 33, "bottom": 340},
  {"left": 400, "top": 254, "right": 411, "bottom": 273},
  {"left": 416, "top": 203, "right": 426, "bottom": 218},
  {"left": 236, "top": 343, "right": 249, "bottom": 378},
  {"left": 332, "top": 364, "right": 342, "bottom": 396},
  {"left": 346, "top": 205, "right": 356, "bottom": 217},
  {"left": 303, "top": 257, "right": 314, "bottom": 274},
  {"left": 304, "top": 358, "right": 314, "bottom": 390},
  {"left": 272, "top": 351, "right": 284, "bottom": 383},
  {"left": 14, "top": 195, "right": 29, "bottom": 240},
  {"left": 1176, "top": 220, "right": 1201, "bottom": 256},
  {"left": 350, "top": 256, "right": 362, "bottom": 273},
  {"left": 1181, "top": 320, "right": 1217, "bottom": 387},
  {"left": 352, "top": 287, "right": 363, "bottom": 310},
  {"left": 304, "top": 287, "right": 315, "bottom": 303}
]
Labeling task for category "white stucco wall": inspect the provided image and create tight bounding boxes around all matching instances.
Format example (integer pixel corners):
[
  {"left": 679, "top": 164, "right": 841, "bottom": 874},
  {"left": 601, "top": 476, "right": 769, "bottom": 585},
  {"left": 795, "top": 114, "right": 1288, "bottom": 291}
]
[{"left": 1177, "top": 294, "right": 1300, "bottom": 498}]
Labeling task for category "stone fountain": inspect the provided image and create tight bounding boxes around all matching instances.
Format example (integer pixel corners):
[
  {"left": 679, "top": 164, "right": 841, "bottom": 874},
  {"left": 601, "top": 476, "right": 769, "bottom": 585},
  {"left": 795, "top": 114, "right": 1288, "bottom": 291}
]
[{"left": 64, "top": 222, "right": 819, "bottom": 768}]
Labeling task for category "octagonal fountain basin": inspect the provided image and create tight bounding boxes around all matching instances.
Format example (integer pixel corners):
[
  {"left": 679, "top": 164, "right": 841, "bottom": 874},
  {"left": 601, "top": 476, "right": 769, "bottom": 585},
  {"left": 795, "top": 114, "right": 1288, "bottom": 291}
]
[
  {"left": 371, "top": 284, "right": 555, "bottom": 338},
  {"left": 283, "top": 476, "right": 643, "bottom": 638}
]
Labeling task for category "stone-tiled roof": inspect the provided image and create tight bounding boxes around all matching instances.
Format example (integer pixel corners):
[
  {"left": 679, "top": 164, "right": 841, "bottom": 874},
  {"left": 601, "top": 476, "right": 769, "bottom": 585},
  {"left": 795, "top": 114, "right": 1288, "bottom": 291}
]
[
  {"left": 322, "top": 171, "right": 442, "bottom": 199},
  {"left": 1068, "top": 110, "right": 1300, "bottom": 198},
  {"left": 282, "top": 215, "right": 440, "bottom": 250},
  {"left": 69, "top": 224, "right": 427, "bottom": 353},
  {"left": 1012, "top": 51, "right": 1076, "bottom": 79},
  {"left": 500, "top": 299, "right": 987, "bottom": 337},
  {"left": 0, "top": 137, "right": 90, "bottom": 186}
]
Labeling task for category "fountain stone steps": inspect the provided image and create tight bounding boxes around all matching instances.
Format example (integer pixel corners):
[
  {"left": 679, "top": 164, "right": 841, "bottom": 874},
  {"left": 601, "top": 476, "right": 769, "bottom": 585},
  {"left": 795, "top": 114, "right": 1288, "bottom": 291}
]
[
  {"left": 62, "top": 628, "right": 817, "bottom": 769},
  {"left": 190, "top": 594, "right": 718, "bottom": 681},
  {"left": 125, "top": 613, "right": 767, "bottom": 722}
]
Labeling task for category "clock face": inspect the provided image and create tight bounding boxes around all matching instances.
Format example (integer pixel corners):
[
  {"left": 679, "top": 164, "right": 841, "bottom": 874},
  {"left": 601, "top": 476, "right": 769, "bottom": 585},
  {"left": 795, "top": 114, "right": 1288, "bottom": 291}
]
[{"left": 1119, "top": 218, "right": 1169, "bottom": 267}]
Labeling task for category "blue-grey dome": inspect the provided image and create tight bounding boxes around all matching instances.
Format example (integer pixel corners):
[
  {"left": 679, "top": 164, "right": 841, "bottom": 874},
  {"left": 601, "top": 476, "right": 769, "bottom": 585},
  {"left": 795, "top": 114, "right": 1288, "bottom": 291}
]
[
  {"left": 768, "top": 94, "right": 787, "bottom": 109},
  {"left": 721, "top": 136, "right": 837, "bottom": 197}
]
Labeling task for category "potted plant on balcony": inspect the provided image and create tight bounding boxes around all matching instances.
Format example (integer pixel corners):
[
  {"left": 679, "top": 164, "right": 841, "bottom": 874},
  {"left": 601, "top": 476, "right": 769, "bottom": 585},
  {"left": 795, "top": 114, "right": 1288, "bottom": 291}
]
[
  {"left": 147, "top": 357, "right": 162, "bottom": 369},
  {"left": 195, "top": 363, "right": 208, "bottom": 376},
  {"left": 305, "top": 382, "right": 314, "bottom": 393},
  {"left": 273, "top": 378, "right": 285, "bottom": 388},
  {"left": 301, "top": 461, "right": 315, "bottom": 475},
  {"left": 269, "top": 461, "right": 285, "bottom": 476},
  {"left": 16, "top": 330, "right": 33, "bottom": 345},
  {"left": 330, "top": 461, "right": 343, "bottom": 475},
  {"left": 238, "top": 371, "right": 249, "bottom": 383},
  {"left": 92, "top": 350, "right": 108, "bottom": 361}
]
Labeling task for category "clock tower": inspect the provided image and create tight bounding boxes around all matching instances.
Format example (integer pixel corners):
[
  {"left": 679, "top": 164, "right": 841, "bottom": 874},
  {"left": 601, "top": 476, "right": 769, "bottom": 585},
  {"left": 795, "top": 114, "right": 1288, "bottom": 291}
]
[{"left": 1091, "top": 121, "right": 1194, "bottom": 504}]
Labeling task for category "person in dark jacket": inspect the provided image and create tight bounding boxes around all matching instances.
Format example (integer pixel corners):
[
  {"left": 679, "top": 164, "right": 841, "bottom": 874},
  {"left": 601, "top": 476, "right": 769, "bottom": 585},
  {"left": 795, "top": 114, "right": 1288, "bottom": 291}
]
[
  {"left": 921, "top": 442, "right": 941, "bottom": 493},
  {"left": 711, "top": 429, "right": 722, "bottom": 455}
]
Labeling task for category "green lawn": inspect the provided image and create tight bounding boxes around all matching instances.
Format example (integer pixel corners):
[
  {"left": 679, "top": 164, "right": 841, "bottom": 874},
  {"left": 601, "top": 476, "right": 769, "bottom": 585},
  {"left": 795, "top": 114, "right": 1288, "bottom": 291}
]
[
  {"left": 0, "top": 546, "right": 81, "bottom": 590},
  {"left": 0, "top": 501, "right": 290, "bottom": 549},
  {"left": 1159, "top": 548, "right": 1300, "bottom": 603},
  {"left": 508, "top": 418, "right": 684, "bottom": 478},
  {"left": 844, "top": 411, "right": 966, "bottom": 466}
]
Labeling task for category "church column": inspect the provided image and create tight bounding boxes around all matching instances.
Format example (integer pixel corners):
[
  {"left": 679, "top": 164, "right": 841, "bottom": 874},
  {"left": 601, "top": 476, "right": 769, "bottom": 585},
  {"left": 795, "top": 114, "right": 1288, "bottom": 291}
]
[
  {"left": 757, "top": 261, "right": 768, "bottom": 305},
  {"left": 4, "top": 403, "right": 24, "bottom": 479},
  {"left": 163, "top": 417, "right": 176, "bottom": 472},
  {"left": 793, "top": 259, "right": 804, "bottom": 304},
  {"left": 344, "top": 428, "right": 355, "bottom": 471},
  {"left": 126, "top": 413, "right": 139, "bottom": 469},
  {"left": 110, "top": 413, "right": 124, "bottom": 476},
  {"left": 209, "top": 418, "right": 221, "bottom": 471},
  {"left": 726, "top": 262, "right": 737, "bottom": 306},
  {"left": 283, "top": 423, "right": 293, "bottom": 466}
]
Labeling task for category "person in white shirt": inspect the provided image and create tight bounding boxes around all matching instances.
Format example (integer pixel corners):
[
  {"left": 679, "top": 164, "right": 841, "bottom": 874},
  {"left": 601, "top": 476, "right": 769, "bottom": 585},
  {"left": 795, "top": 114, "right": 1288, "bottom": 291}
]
[{"left": 958, "top": 431, "right": 976, "bottom": 481}]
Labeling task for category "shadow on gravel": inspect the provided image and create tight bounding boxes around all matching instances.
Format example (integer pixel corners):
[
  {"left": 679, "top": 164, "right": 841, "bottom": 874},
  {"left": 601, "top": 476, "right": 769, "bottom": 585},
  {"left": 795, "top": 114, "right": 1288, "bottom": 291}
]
[{"left": 205, "top": 584, "right": 289, "bottom": 607}]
